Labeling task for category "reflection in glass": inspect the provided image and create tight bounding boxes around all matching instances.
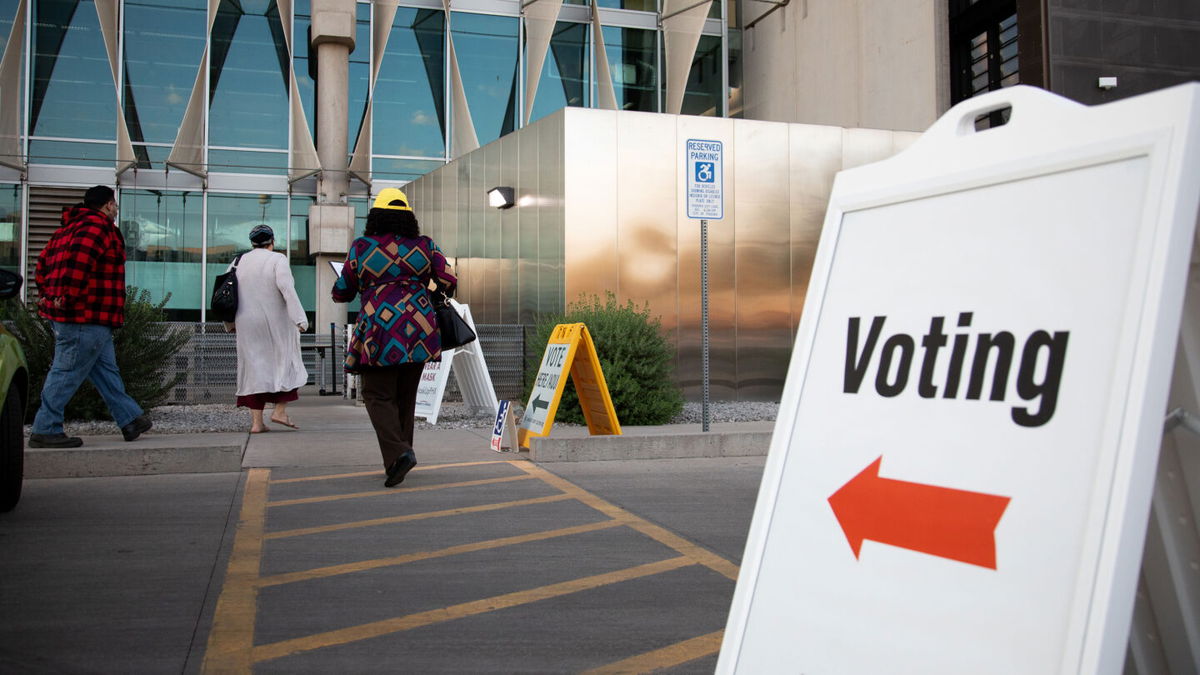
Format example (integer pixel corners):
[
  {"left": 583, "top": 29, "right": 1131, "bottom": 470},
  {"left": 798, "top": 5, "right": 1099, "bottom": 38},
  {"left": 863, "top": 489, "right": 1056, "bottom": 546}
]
[
  {"left": 124, "top": 1, "right": 207, "bottom": 169},
  {"left": 31, "top": 0, "right": 114, "bottom": 141},
  {"left": 596, "top": 0, "right": 656, "bottom": 11},
  {"left": 29, "top": 139, "right": 115, "bottom": 167},
  {"left": 452, "top": 13, "right": 518, "bottom": 146},
  {"left": 209, "top": 0, "right": 289, "bottom": 151},
  {"left": 372, "top": 157, "right": 445, "bottom": 183},
  {"left": 207, "top": 148, "right": 288, "bottom": 174},
  {"left": 602, "top": 26, "right": 657, "bottom": 112},
  {"left": 120, "top": 189, "right": 203, "bottom": 318},
  {"left": 289, "top": 195, "right": 315, "bottom": 311},
  {"left": 206, "top": 193, "right": 288, "bottom": 273},
  {"left": 0, "top": 183, "right": 20, "bottom": 271},
  {"left": 680, "top": 35, "right": 722, "bottom": 116},
  {"left": 529, "top": 22, "right": 589, "bottom": 125},
  {"left": 375, "top": 8, "right": 446, "bottom": 159},
  {"left": 295, "top": 2, "right": 370, "bottom": 150}
]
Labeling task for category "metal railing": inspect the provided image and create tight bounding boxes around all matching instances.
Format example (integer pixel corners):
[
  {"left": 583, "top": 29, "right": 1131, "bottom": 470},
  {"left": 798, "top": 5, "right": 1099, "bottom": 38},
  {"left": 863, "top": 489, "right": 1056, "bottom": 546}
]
[{"left": 162, "top": 322, "right": 526, "bottom": 404}]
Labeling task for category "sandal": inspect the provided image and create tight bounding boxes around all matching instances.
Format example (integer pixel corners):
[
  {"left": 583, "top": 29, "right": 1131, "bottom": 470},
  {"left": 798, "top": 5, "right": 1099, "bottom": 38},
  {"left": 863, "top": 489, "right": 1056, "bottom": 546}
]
[{"left": 270, "top": 415, "right": 298, "bottom": 429}]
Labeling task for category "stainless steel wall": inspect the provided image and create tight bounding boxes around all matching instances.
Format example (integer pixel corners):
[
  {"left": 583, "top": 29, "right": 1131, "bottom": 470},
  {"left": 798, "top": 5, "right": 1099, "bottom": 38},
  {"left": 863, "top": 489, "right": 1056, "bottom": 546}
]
[{"left": 409, "top": 108, "right": 917, "bottom": 400}]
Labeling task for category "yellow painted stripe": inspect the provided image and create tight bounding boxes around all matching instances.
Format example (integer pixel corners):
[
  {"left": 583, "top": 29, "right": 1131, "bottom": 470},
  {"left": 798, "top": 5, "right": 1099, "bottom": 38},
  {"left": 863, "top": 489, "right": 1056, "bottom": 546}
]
[
  {"left": 201, "top": 468, "right": 270, "bottom": 674},
  {"left": 251, "top": 556, "right": 694, "bottom": 664},
  {"left": 269, "top": 460, "right": 510, "bottom": 484},
  {"left": 257, "top": 519, "right": 624, "bottom": 588},
  {"left": 264, "top": 493, "right": 575, "bottom": 540},
  {"left": 511, "top": 462, "right": 741, "bottom": 581},
  {"left": 267, "top": 474, "right": 535, "bottom": 507},
  {"left": 582, "top": 630, "right": 724, "bottom": 674}
]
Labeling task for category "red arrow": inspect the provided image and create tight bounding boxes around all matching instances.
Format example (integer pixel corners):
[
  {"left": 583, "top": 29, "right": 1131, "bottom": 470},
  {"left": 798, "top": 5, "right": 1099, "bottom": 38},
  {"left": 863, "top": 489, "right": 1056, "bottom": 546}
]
[{"left": 828, "top": 456, "right": 1010, "bottom": 569}]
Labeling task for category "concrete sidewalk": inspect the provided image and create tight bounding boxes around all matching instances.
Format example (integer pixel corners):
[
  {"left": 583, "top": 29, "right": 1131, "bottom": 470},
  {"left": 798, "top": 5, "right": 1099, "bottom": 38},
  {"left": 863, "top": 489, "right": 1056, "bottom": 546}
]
[{"left": 24, "top": 392, "right": 776, "bottom": 478}]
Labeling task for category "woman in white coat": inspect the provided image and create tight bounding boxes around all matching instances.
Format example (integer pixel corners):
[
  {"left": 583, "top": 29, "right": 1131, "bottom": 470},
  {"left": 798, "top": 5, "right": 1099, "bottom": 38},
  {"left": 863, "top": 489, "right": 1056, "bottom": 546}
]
[{"left": 227, "top": 224, "right": 309, "bottom": 433}]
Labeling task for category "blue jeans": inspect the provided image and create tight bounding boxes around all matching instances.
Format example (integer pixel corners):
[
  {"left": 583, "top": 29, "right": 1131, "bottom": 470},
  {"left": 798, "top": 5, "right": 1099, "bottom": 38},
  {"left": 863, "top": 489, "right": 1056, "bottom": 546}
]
[{"left": 32, "top": 322, "right": 144, "bottom": 435}]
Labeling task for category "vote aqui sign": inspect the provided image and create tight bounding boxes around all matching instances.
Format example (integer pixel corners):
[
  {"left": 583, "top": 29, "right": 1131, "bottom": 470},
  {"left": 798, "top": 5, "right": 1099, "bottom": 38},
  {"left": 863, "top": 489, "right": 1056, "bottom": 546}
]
[
  {"left": 518, "top": 323, "right": 621, "bottom": 448},
  {"left": 718, "top": 85, "right": 1200, "bottom": 673},
  {"left": 686, "top": 139, "right": 723, "bottom": 220}
]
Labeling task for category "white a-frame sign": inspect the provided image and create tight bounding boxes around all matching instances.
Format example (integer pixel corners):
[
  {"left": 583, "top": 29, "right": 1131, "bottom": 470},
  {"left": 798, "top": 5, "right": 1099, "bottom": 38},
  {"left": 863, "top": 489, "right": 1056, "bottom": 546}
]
[
  {"left": 719, "top": 84, "right": 1200, "bottom": 674},
  {"left": 415, "top": 300, "right": 498, "bottom": 424}
]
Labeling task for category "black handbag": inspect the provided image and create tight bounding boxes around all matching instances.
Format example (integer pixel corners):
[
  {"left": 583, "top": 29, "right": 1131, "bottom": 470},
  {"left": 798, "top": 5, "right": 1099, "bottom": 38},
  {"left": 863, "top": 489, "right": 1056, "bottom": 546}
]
[
  {"left": 210, "top": 254, "right": 243, "bottom": 322},
  {"left": 433, "top": 292, "right": 476, "bottom": 350}
]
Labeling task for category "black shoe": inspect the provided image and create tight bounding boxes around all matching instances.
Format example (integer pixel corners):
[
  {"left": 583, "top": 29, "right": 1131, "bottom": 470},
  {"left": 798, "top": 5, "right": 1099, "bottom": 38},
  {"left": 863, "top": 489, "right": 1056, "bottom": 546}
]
[
  {"left": 121, "top": 415, "right": 153, "bottom": 442},
  {"left": 384, "top": 452, "right": 417, "bottom": 487},
  {"left": 29, "top": 433, "right": 83, "bottom": 448}
]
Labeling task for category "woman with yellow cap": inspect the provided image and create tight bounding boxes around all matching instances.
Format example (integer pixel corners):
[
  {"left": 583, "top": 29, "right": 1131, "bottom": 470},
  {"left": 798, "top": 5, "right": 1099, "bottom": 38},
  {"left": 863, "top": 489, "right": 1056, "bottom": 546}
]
[{"left": 332, "top": 188, "right": 457, "bottom": 487}]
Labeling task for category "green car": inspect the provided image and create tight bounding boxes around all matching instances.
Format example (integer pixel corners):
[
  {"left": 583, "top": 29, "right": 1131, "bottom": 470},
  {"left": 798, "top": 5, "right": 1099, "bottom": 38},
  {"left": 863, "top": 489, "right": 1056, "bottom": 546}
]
[{"left": 0, "top": 268, "right": 28, "bottom": 512}]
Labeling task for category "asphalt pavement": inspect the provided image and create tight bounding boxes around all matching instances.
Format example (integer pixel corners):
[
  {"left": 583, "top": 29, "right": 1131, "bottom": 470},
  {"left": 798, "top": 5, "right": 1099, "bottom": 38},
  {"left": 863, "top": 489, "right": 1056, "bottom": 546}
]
[{"left": 0, "top": 393, "right": 770, "bottom": 673}]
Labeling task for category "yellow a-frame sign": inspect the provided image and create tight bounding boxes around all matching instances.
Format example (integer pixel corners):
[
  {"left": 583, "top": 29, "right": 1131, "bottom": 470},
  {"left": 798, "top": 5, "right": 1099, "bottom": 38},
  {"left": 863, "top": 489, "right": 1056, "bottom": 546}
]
[{"left": 517, "top": 323, "right": 622, "bottom": 448}]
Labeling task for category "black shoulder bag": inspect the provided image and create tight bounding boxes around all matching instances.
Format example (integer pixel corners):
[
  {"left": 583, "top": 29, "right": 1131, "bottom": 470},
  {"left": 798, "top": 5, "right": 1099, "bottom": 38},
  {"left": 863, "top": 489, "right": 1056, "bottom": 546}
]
[
  {"left": 210, "top": 254, "right": 244, "bottom": 322},
  {"left": 432, "top": 290, "right": 476, "bottom": 350}
]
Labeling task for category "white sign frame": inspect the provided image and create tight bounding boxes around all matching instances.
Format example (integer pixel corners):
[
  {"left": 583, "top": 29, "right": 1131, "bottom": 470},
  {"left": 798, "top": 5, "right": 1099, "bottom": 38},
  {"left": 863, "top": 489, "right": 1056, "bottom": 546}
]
[
  {"left": 719, "top": 84, "right": 1200, "bottom": 674},
  {"left": 685, "top": 138, "right": 723, "bottom": 220},
  {"left": 414, "top": 300, "right": 499, "bottom": 425}
]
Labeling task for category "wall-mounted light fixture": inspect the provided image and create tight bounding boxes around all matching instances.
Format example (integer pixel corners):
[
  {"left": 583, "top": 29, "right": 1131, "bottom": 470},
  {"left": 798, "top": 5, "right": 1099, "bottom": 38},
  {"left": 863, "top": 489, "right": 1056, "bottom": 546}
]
[
  {"left": 1098, "top": 76, "right": 1118, "bottom": 90},
  {"left": 487, "top": 186, "right": 515, "bottom": 209}
]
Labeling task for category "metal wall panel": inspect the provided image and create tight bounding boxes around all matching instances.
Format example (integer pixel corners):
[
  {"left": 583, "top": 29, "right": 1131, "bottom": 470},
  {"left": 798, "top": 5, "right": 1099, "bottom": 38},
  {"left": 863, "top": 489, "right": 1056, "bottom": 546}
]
[
  {"left": 405, "top": 109, "right": 916, "bottom": 400},
  {"left": 517, "top": 119, "right": 542, "bottom": 325},
  {"left": 617, "top": 111, "right": 680, "bottom": 342},
  {"left": 733, "top": 119, "right": 791, "bottom": 400},
  {"left": 563, "top": 109, "right": 619, "bottom": 304},
  {"left": 537, "top": 112, "right": 565, "bottom": 318},
  {"left": 789, "top": 125, "right": 843, "bottom": 339}
]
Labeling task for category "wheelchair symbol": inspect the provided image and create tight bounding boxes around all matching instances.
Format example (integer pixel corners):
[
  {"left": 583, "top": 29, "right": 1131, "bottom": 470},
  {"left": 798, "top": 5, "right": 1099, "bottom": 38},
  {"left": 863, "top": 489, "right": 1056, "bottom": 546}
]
[{"left": 694, "top": 162, "right": 715, "bottom": 183}]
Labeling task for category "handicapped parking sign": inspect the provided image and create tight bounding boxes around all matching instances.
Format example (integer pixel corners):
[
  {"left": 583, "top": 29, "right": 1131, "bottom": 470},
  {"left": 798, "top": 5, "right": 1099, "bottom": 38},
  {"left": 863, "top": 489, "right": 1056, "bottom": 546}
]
[{"left": 686, "top": 139, "right": 723, "bottom": 219}]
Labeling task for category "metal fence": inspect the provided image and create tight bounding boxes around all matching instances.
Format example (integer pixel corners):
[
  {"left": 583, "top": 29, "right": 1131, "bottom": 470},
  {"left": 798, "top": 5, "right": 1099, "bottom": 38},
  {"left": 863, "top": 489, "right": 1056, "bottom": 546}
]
[{"left": 162, "top": 323, "right": 526, "bottom": 404}]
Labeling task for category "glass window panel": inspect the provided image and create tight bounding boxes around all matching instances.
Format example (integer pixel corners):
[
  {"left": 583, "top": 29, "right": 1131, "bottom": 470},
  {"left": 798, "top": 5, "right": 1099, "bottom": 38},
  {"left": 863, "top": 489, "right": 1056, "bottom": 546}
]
[
  {"left": 207, "top": 148, "right": 288, "bottom": 174},
  {"left": 451, "top": 12, "right": 518, "bottom": 146},
  {"left": 596, "top": 0, "right": 656, "bottom": 11},
  {"left": 680, "top": 34, "right": 721, "bottom": 116},
  {"left": 132, "top": 144, "right": 171, "bottom": 171},
  {"left": 288, "top": 195, "right": 315, "bottom": 311},
  {"left": 206, "top": 193, "right": 289, "bottom": 316},
  {"left": 32, "top": 0, "right": 114, "bottom": 140},
  {"left": 371, "top": 157, "right": 444, "bottom": 182},
  {"left": 529, "top": 22, "right": 589, "bottom": 125},
  {"left": 601, "top": 26, "right": 657, "bottom": 112},
  {"left": 0, "top": 183, "right": 20, "bottom": 272},
  {"left": 294, "top": 8, "right": 315, "bottom": 140},
  {"left": 29, "top": 139, "right": 115, "bottom": 167},
  {"left": 209, "top": 0, "right": 289, "bottom": 150},
  {"left": 123, "top": 0, "right": 207, "bottom": 161},
  {"left": 349, "top": 3, "right": 370, "bottom": 151},
  {"left": 374, "top": 8, "right": 446, "bottom": 159},
  {"left": 119, "top": 189, "right": 203, "bottom": 314}
]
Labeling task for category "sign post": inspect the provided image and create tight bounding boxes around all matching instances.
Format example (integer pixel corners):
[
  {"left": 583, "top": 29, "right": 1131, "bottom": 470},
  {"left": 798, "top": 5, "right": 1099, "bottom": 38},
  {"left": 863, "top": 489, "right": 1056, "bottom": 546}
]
[
  {"left": 686, "top": 139, "right": 724, "bottom": 431},
  {"left": 718, "top": 85, "right": 1200, "bottom": 673}
]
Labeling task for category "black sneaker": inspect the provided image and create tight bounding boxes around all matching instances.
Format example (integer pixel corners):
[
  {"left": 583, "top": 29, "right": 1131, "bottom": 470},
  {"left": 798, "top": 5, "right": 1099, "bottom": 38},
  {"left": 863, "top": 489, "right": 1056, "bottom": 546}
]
[
  {"left": 29, "top": 433, "right": 83, "bottom": 448},
  {"left": 121, "top": 415, "right": 153, "bottom": 442},
  {"left": 384, "top": 452, "right": 417, "bottom": 487}
]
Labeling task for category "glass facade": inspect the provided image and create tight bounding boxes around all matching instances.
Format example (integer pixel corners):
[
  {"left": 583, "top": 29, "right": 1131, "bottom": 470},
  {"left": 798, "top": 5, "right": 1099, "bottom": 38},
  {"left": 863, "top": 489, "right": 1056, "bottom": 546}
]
[{"left": 1, "top": 0, "right": 729, "bottom": 321}]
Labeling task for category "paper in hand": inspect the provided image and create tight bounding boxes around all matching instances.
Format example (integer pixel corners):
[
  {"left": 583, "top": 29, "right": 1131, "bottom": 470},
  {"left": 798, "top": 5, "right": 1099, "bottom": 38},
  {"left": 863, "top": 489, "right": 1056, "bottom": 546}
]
[{"left": 329, "top": 260, "right": 344, "bottom": 277}]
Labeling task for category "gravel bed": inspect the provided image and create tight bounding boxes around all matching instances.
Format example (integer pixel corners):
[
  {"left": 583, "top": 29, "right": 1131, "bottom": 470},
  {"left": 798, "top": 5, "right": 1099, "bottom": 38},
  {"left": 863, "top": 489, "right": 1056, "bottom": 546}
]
[{"left": 33, "top": 400, "right": 779, "bottom": 436}]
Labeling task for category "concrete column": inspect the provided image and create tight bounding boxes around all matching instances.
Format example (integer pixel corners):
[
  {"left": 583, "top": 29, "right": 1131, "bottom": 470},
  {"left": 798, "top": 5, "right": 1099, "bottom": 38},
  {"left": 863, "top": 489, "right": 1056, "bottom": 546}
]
[{"left": 309, "top": 0, "right": 356, "bottom": 334}]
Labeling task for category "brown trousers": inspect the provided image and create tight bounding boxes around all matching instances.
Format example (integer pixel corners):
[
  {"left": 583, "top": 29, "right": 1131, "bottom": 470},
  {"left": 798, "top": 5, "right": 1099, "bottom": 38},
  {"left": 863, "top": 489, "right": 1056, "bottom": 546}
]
[{"left": 359, "top": 363, "right": 425, "bottom": 469}]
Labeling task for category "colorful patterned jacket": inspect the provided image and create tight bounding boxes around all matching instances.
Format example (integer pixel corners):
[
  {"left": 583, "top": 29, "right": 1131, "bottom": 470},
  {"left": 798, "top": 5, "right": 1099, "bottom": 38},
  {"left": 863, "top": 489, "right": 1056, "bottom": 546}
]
[
  {"left": 332, "top": 233, "right": 457, "bottom": 372},
  {"left": 35, "top": 205, "right": 127, "bottom": 327}
]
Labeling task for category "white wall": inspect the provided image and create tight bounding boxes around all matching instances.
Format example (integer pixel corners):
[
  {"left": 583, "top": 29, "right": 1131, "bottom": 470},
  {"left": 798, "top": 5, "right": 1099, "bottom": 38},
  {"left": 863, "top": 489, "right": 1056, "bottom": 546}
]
[{"left": 739, "top": 0, "right": 949, "bottom": 132}]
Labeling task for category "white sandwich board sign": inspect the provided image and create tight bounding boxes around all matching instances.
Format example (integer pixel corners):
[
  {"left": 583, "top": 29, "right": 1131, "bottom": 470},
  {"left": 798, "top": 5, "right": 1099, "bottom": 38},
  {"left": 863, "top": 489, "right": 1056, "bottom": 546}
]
[
  {"left": 718, "top": 84, "right": 1200, "bottom": 674},
  {"left": 414, "top": 300, "right": 498, "bottom": 424}
]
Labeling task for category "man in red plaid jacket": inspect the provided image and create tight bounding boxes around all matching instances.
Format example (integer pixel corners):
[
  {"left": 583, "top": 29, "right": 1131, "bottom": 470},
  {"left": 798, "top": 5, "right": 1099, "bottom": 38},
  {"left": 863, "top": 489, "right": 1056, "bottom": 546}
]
[{"left": 28, "top": 186, "right": 152, "bottom": 448}]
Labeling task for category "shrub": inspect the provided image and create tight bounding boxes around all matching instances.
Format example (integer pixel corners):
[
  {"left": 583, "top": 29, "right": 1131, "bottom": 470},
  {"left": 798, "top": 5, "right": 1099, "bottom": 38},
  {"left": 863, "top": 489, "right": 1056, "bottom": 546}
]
[
  {"left": 524, "top": 293, "right": 683, "bottom": 426},
  {"left": 3, "top": 287, "right": 190, "bottom": 422}
]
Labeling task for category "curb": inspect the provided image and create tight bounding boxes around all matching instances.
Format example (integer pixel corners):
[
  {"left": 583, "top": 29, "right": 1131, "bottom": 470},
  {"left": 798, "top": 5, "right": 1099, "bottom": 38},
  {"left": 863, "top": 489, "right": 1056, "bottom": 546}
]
[
  {"left": 530, "top": 430, "right": 773, "bottom": 462},
  {"left": 24, "top": 433, "right": 247, "bottom": 479}
]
